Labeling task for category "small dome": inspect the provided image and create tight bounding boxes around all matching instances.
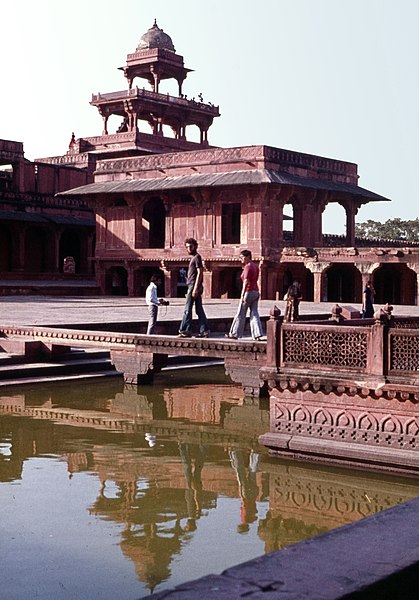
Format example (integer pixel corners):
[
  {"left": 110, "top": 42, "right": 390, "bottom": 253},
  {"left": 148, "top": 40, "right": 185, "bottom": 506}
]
[{"left": 137, "top": 19, "right": 176, "bottom": 52}]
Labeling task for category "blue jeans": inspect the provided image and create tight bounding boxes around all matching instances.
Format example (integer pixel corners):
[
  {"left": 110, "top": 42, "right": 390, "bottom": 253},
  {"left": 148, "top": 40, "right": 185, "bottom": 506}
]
[
  {"left": 229, "top": 290, "right": 263, "bottom": 339},
  {"left": 179, "top": 286, "right": 209, "bottom": 334}
]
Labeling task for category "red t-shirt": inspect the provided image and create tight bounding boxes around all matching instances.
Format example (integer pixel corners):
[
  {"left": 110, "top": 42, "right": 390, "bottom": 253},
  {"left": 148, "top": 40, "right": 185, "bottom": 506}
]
[{"left": 241, "top": 261, "right": 259, "bottom": 292}]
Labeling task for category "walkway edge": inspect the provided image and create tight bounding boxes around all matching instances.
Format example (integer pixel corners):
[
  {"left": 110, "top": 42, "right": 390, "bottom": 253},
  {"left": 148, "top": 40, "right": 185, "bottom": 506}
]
[{"left": 144, "top": 495, "right": 419, "bottom": 599}]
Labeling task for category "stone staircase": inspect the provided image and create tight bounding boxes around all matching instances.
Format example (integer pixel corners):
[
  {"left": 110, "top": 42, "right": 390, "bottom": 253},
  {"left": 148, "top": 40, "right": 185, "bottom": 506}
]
[{"left": 0, "top": 348, "right": 120, "bottom": 387}]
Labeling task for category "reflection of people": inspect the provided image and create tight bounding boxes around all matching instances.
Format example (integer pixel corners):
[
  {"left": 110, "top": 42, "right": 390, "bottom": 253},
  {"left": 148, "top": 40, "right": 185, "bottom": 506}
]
[
  {"left": 362, "top": 280, "right": 375, "bottom": 318},
  {"left": 226, "top": 250, "right": 264, "bottom": 340},
  {"left": 179, "top": 443, "right": 206, "bottom": 531},
  {"left": 284, "top": 280, "right": 302, "bottom": 322},
  {"left": 145, "top": 433, "right": 157, "bottom": 447},
  {"left": 178, "top": 238, "right": 210, "bottom": 338},
  {"left": 145, "top": 274, "right": 163, "bottom": 334},
  {"left": 229, "top": 448, "right": 260, "bottom": 533}
]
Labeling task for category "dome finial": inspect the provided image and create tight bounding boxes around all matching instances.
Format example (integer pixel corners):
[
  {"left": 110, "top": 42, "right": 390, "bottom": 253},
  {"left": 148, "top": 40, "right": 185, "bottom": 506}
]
[{"left": 137, "top": 20, "right": 176, "bottom": 52}]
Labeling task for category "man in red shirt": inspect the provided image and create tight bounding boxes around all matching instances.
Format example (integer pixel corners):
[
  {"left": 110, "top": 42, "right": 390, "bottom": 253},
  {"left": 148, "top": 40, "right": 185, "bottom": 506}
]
[{"left": 226, "top": 250, "right": 264, "bottom": 340}]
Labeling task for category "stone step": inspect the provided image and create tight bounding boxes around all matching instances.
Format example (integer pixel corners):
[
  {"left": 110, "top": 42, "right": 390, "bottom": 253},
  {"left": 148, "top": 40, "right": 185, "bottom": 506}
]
[
  {"left": 0, "top": 370, "right": 120, "bottom": 388},
  {"left": 0, "top": 356, "right": 115, "bottom": 378}
]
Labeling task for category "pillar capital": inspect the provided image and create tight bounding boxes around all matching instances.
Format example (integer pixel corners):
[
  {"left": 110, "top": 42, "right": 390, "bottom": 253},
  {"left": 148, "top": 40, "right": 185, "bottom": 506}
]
[
  {"left": 305, "top": 261, "right": 331, "bottom": 274},
  {"left": 354, "top": 262, "right": 380, "bottom": 275}
]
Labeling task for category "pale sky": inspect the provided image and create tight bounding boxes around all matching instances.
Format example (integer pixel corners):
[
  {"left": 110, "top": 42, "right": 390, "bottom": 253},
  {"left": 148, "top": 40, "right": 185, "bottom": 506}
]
[{"left": 1, "top": 0, "right": 418, "bottom": 233}]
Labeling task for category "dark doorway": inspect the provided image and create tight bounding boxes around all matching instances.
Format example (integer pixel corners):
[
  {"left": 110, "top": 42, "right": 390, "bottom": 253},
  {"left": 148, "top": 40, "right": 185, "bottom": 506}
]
[
  {"left": 374, "top": 264, "right": 416, "bottom": 305},
  {"left": 142, "top": 198, "right": 166, "bottom": 248},
  {"left": 218, "top": 267, "right": 242, "bottom": 298},
  {"left": 326, "top": 264, "right": 361, "bottom": 303},
  {"left": 106, "top": 266, "right": 128, "bottom": 296},
  {"left": 0, "top": 225, "right": 12, "bottom": 271},
  {"left": 59, "top": 230, "right": 81, "bottom": 273},
  {"left": 25, "top": 227, "right": 51, "bottom": 272}
]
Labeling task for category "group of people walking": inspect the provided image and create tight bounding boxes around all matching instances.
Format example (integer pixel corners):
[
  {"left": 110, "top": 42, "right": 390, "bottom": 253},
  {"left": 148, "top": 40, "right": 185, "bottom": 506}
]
[
  {"left": 145, "top": 237, "right": 268, "bottom": 340},
  {"left": 148, "top": 237, "right": 381, "bottom": 337}
]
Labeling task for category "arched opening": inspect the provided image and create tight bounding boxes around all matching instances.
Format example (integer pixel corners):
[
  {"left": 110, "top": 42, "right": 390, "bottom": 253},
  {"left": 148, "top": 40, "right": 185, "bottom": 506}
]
[
  {"left": 283, "top": 203, "right": 294, "bottom": 244},
  {"left": 105, "top": 266, "right": 128, "bottom": 296},
  {"left": 59, "top": 230, "right": 81, "bottom": 273},
  {"left": 279, "top": 264, "right": 314, "bottom": 302},
  {"left": 325, "top": 264, "right": 361, "bottom": 303},
  {"left": 373, "top": 264, "right": 416, "bottom": 305},
  {"left": 217, "top": 267, "right": 242, "bottom": 298},
  {"left": 24, "top": 227, "right": 52, "bottom": 273},
  {"left": 322, "top": 203, "right": 346, "bottom": 241},
  {"left": 133, "top": 267, "right": 165, "bottom": 297},
  {"left": 142, "top": 197, "right": 166, "bottom": 248},
  {"left": 0, "top": 225, "right": 12, "bottom": 271}
]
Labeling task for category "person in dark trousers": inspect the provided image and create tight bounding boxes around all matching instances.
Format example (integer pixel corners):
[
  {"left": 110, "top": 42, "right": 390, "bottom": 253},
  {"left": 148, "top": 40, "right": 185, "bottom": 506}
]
[
  {"left": 284, "top": 280, "right": 302, "bottom": 322},
  {"left": 178, "top": 238, "right": 210, "bottom": 338}
]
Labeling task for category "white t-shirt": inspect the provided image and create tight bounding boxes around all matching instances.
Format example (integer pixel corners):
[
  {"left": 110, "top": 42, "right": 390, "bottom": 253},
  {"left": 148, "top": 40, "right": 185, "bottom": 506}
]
[{"left": 145, "top": 282, "right": 159, "bottom": 306}]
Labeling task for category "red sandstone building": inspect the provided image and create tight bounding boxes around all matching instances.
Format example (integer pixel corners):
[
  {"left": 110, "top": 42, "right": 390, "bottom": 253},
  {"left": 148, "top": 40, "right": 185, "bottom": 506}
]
[{"left": 2, "top": 21, "right": 419, "bottom": 304}]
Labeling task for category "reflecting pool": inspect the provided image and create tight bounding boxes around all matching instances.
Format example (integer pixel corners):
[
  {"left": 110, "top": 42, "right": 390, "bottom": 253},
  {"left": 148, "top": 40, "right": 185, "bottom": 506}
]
[{"left": 1, "top": 368, "right": 418, "bottom": 599}]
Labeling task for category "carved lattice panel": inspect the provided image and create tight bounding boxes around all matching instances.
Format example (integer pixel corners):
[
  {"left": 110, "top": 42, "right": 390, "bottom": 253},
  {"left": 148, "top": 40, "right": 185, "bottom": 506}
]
[
  {"left": 272, "top": 401, "right": 418, "bottom": 451},
  {"left": 283, "top": 329, "right": 368, "bottom": 369},
  {"left": 390, "top": 333, "right": 419, "bottom": 372}
]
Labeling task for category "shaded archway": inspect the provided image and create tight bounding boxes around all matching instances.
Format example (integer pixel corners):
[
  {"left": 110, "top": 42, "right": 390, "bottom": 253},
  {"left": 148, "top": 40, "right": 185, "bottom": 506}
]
[
  {"left": 0, "top": 225, "right": 12, "bottom": 271},
  {"left": 134, "top": 267, "right": 165, "bottom": 297},
  {"left": 142, "top": 198, "right": 166, "bottom": 248},
  {"left": 24, "top": 227, "right": 53, "bottom": 273},
  {"left": 105, "top": 266, "right": 128, "bottom": 296},
  {"left": 325, "top": 264, "right": 361, "bottom": 303},
  {"left": 59, "top": 230, "right": 81, "bottom": 273},
  {"left": 217, "top": 267, "right": 242, "bottom": 298},
  {"left": 279, "top": 264, "right": 314, "bottom": 302},
  {"left": 373, "top": 264, "right": 416, "bottom": 305}
]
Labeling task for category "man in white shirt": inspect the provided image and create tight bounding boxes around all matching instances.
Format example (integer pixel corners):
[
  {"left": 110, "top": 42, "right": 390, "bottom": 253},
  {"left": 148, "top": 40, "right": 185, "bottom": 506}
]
[{"left": 145, "top": 274, "right": 162, "bottom": 334}]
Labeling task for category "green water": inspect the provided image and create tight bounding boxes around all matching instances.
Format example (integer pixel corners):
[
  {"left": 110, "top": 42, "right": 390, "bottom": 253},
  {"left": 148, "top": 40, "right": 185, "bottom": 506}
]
[{"left": 1, "top": 368, "right": 418, "bottom": 599}]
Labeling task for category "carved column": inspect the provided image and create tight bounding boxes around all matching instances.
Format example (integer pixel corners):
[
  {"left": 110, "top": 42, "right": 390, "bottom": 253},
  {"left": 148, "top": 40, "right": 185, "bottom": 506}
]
[
  {"left": 258, "top": 259, "right": 269, "bottom": 300},
  {"left": 160, "top": 260, "right": 173, "bottom": 298},
  {"left": 306, "top": 262, "right": 331, "bottom": 302},
  {"left": 127, "top": 262, "right": 135, "bottom": 297},
  {"left": 355, "top": 262, "right": 380, "bottom": 292},
  {"left": 202, "top": 260, "right": 213, "bottom": 299},
  {"left": 407, "top": 263, "right": 419, "bottom": 306}
]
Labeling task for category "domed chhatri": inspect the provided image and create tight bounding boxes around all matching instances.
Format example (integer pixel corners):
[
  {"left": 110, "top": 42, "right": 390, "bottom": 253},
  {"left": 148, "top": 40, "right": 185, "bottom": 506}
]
[{"left": 137, "top": 19, "right": 176, "bottom": 52}]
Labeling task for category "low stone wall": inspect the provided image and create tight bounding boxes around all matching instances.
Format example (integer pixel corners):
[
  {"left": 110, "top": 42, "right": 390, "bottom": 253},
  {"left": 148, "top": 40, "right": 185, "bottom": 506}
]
[{"left": 144, "top": 495, "right": 419, "bottom": 599}]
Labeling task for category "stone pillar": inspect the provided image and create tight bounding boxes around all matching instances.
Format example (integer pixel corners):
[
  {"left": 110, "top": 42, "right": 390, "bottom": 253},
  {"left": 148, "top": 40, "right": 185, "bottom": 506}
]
[
  {"left": 127, "top": 263, "right": 135, "bottom": 297},
  {"left": 345, "top": 204, "right": 358, "bottom": 246},
  {"left": 355, "top": 262, "right": 380, "bottom": 299},
  {"left": 53, "top": 231, "right": 60, "bottom": 272},
  {"left": 266, "top": 305, "right": 282, "bottom": 369},
  {"left": 407, "top": 263, "right": 419, "bottom": 306},
  {"left": 202, "top": 261, "right": 213, "bottom": 298},
  {"left": 306, "top": 262, "right": 331, "bottom": 302},
  {"left": 160, "top": 261, "right": 173, "bottom": 298},
  {"left": 258, "top": 259, "right": 268, "bottom": 300}
]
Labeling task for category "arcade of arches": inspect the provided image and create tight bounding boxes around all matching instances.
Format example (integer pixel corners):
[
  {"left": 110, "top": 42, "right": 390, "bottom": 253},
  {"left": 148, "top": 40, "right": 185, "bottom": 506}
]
[
  {"left": 100, "top": 259, "right": 418, "bottom": 306},
  {"left": 0, "top": 222, "right": 94, "bottom": 276}
]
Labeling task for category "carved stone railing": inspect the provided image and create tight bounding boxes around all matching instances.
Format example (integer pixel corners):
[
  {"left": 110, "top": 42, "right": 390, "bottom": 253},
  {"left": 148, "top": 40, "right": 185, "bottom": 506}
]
[
  {"left": 260, "top": 306, "right": 419, "bottom": 473},
  {"left": 0, "top": 325, "right": 267, "bottom": 397},
  {"left": 91, "top": 87, "right": 220, "bottom": 114},
  {"left": 389, "top": 329, "right": 419, "bottom": 374}
]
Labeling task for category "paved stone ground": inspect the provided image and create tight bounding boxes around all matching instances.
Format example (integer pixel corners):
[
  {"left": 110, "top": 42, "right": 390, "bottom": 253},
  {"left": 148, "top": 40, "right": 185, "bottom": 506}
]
[{"left": 0, "top": 294, "right": 417, "bottom": 328}]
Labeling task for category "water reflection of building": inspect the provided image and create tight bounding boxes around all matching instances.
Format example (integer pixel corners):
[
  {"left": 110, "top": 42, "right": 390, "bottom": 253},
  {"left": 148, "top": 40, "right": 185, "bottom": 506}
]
[
  {"left": 258, "top": 460, "right": 419, "bottom": 553},
  {"left": 2, "top": 380, "right": 419, "bottom": 593}
]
